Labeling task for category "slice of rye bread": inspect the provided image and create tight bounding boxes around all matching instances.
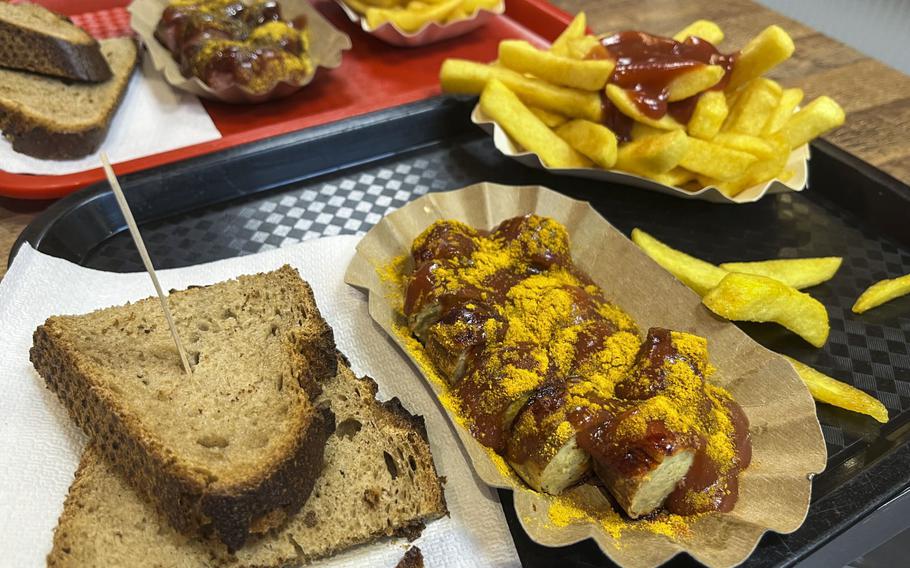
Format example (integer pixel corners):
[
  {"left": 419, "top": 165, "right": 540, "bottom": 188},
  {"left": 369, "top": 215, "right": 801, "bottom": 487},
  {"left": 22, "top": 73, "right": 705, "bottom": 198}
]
[
  {"left": 47, "top": 360, "right": 448, "bottom": 567},
  {"left": 0, "top": 2, "right": 111, "bottom": 81},
  {"left": 31, "top": 265, "right": 339, "bottom": 550},
  {"left": 0, "top": 36, "right": 137, "bottom": 160}
]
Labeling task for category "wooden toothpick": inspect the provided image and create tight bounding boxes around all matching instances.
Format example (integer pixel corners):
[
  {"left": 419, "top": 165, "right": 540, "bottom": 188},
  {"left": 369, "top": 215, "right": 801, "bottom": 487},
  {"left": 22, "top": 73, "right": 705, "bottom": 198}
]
[{"left": 100, "top": 153, "right": 193, "bottom": 374}]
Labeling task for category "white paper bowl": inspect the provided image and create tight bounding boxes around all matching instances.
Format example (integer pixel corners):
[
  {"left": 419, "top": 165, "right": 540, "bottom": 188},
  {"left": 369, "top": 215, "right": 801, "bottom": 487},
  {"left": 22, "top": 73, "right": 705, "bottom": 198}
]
[
  {"left": 471, "top": 104, "right": 811, "bottom": 204},
  {"left": 334, "top": 0, "right": 504, "bottom": 47}
]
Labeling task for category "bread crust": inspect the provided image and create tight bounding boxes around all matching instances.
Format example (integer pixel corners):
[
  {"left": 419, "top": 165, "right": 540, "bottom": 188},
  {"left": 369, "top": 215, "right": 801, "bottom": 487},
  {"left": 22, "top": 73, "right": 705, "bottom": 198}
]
[
  {"left": 30, "top": 268, "right": 339, "bottom": 551},
  {"left": 0, "top": 38, "right": 137, "bottom": 160},
  {"left": 0, "top": 17, "right": 112, "bottom": 82}
]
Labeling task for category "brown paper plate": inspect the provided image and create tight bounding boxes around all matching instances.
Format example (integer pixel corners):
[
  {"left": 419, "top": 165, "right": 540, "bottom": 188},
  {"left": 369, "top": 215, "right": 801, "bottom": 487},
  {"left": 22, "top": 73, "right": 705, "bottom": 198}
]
[
  {"left": 345, "top": 183, "right": 827, "bottom": 568},
  {"left": 471, "top": 105, "right": 810, "bottom": 205},
  {"left": 334, "top": 0, "right": 504, "bottom": 47},
  {"left": 129, "top": 0, "right": 352, "bottom": 104}
]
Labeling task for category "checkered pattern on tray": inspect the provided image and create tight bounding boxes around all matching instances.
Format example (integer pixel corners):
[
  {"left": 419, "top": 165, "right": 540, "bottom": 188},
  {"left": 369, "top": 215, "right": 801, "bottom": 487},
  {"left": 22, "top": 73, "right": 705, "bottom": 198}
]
[
  {"left": 84, "top": 137, "right": 910, "bottom": 461},
  {"left": 8, "top": 1, "right": 133, "bottom": 39}
]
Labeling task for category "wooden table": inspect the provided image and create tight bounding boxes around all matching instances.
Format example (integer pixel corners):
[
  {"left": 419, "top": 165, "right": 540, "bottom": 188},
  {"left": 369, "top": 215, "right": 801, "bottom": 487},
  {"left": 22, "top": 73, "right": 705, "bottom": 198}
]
[{"left": 2, "top": 0, "right": 909, "bottom": 280}]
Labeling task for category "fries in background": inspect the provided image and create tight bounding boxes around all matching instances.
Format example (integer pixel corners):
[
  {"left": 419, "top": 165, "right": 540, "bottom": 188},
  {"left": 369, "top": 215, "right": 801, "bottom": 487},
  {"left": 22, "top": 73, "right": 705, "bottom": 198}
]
[
  {"left": 852, "top": 273, "right": 910, "bottom": 313},
  {"left": 785, "top": 356, "right": 889, "bottom": 423},
  {"left": 480, "top": 79, "right": 592, "bottom": 169},
  {"left": 703, "top": 272, "right": 830, "bottom": 348},
  {"left": 347, "top": 0, "right": 501, "bottom": 32},
  {"left": 441, "top": 13, "right": 847, "bottom": 197}
]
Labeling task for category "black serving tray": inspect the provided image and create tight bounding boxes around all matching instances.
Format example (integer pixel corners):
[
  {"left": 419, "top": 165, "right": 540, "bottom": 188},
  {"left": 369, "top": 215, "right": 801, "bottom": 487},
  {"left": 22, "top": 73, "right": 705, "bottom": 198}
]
[{"left": 12, "top": 96, "right": 910, "bottom": 567}]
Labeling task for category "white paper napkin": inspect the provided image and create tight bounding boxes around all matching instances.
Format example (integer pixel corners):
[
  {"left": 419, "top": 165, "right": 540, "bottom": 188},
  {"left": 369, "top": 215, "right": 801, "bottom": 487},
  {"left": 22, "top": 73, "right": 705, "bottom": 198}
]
[
  {"left": 0, "top": 55, "right": 222, "bottom": 176},
  {"left": 0, "top": 237, "right": 520, "bottom": 568}
]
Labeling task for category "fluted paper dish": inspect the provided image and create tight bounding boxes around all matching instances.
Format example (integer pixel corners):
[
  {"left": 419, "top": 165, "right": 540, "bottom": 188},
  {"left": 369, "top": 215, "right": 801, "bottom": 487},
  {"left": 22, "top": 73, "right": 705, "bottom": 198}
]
[
  {"left": 334, "top": 0, "right": 503, "bottom": 47},
  {"left": 471, "top": 105, "right": 810, "bottom": 204},
  {"left": 129, "top": 0, "right": 352, "bottom": 104},
  {"left": 345, "top": 182, "right": 828, "bottom": 568}
]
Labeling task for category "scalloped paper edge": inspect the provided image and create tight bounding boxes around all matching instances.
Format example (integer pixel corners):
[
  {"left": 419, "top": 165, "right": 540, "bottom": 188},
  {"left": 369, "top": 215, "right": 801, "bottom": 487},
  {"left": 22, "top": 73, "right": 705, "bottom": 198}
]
[
  {"left": 471, "top": 104, "right": 811, "bottom": 204},
  {"left": 129, "top": 0, "right": 352, "bottom": 104},
  {"left": 334, "top": 0, "right": 503, "bottom": 47},
  {"left": 345, "top": 183, "right": 828, "bottom": 568}
]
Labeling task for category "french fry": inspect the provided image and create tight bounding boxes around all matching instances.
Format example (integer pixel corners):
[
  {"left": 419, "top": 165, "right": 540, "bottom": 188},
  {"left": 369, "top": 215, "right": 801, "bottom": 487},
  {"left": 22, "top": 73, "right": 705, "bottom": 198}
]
[
  {"left": 366, "top": 0, "right": 461, "bottom": 31},
  {"left": 673, "top": 19, "right": 724, "bottom": 45},
  {"left": 480, "top": 79, "right": 592, "bottom": 169},
  {"left": 711, "top": 132, "right": 776, "bottom": 158},
  {"left": 615, "top": 129, "right": 690, "bottom": 177},
  {"left": 687, "top": 90, "right": 728, "bottom": 139},
  {"left": 499, "top": 40, "right": 615, "bottom": 90},
  {"left": 783, "top": 96, "right": 845, "bottom": 150},
  {"left": 348, "top": 0, "right": 402, "bottom": 11},
  {"left": 666, "top": 65, "right": 725, "bottom": 101},
  {"left": 631, "top": 228, "right": 727, "bottom": 296},
  {"left": 440, "top": 59, "right": 603, "bottom": 121},
  {"left": 564, "top": 35, "right": 605, "bottom": 60},
  {"left": 528, "top": 106, "right": 569, "bottom": 128},
  {"left": 651, "top": 167, "right": 696, "bottom": 188},
  {"left": 784, "top": 356, "right": 889, "bottom": 423},
  {"left": 723, "top": 78, "right": 781, "bottom": 135},
  {"left": 444, "top": 4, "right": 468, "bottom": 21},
  {"left": 550, "top": 12, "right": 586, "bottom": 57},
  {"left": 702, "top": 272, "right": 830, "bottom": 347},
  {"left": 605, "top": 84, "right": 684, "bottom": 130},
  {"left": 762, "top": 87, "right": 804, "bottom": 135},
  {"left": 630, "top": 122, "right": 664, "bottom": 139},
  {"left": 458, "top": 0, "right": 501, "bottom": 15},
  {"left": 555, "top": 119, "right": 618, "bottom": 168},
  {"left": 710, "top": 131, "right": 789, "bottom": 196},
  {"left": 679, "top": 137, "right": 757, "bottom": 181},
  {"left": 720, "top": 257, "right": 843, "bottom": 289},
  {"left": 727, "top": 25, "right": 795, "bottom": 92},
  {"left": 852, "top": 273, "right": 910, "bottom": 313}
]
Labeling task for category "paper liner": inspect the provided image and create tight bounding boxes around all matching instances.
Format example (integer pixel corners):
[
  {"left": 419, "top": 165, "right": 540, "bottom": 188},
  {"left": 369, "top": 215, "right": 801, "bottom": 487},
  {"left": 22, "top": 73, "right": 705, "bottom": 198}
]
[
  {"left": 334, "top": 0, "right": 503, "bottom": 47},
  {"left": 344, "top": 183, "right": 828, "bottom": 568},
  {"left": 129, "top": 0, "right": 352, "bottom": 104},
  {"left": 471, "top": 104, "right": 811, "bottom": 204}
]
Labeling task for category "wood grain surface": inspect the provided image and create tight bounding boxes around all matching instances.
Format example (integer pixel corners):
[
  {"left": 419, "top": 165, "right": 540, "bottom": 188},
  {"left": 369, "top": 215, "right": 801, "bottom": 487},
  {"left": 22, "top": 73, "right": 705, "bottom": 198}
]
[{"left": 1, "top": 0, "right": 909, "bottom": 280}]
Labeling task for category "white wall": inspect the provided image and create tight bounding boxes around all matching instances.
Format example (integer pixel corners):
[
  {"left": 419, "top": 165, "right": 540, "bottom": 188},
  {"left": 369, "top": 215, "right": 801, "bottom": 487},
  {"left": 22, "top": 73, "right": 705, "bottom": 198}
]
[{"left": 758, "top": 0, "right": 910, "bottom": 74}]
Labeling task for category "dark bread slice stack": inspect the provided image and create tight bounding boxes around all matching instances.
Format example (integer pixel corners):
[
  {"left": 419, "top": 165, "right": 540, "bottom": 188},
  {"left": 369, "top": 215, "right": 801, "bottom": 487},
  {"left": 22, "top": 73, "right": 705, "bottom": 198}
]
[
  {"left": 0, "top": 36, "right": 137, "bottom": 160},
  {"left": 31, "top": 266, "right": 339, "bottom": 550},
  {"left": 0, "top": 2, "right": 111, "bottom": 81},
  {"left": 47, "top": 360, "right": 448, "bottom": 567}
]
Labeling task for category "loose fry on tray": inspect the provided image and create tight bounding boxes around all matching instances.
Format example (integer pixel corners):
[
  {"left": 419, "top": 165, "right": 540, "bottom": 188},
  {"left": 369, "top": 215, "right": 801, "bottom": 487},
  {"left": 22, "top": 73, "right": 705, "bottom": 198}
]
[
  {"left": 727, "top": 25, "right": 795, "bottom": 91},
  {"left": 666, "top": 64, "right": 726, "bottom": 101},
  {"left": 679, "top": 137, "right": 758, "bottom": 181},
  {"left": 480, "top": 79, "right": 592, "bottom": 169},
  {"left": 529, "top": 106, "right": 568, "bottom": 127},
  {"left": 499, "top": 40, "right": 615, "bottom": 90},
  {"left": 784, "top": 356, "right": 889, "bottom": 423},
  {"left": 852, "top": 273, "right": 910, "bottom": 314},
  {"left": 366, "top": 0, "right": 462, "bottom": 31},
  {"left": 615, "top": 130, "right": 690, "bottom": 177},
  {"left": 687, "top": 90, "right": 728, "bottom": 140},
  {"left": 550, "top": 12, "right": 586, "bottom": 56},
  {"left": 702, "top": 272, "right": 830, "bottom": 348},
  {"left": 440, "top": 59, "right": 603, "bottom": 121},
  {"left": 673, "top": 19, "right": 724, "bottom": 45},
  {"left": 605, "top": 84, "right": 685, "bottom": 130},
  {"left": 631, "top": 228, "right": 727, "bottom": 296},
  {"left": 783, "top": 96, "right": 846, "bottom": 150},
  {"left": 555, "top": 119, "right": 618, "bottom": 168},
  {"left": 720, "top": 257, "right": 843, "bottom": 289},
  {"left": 763, "top": 87, "right": 804, "bottom": 135},
  {"left": 723, "top": 78, "right": 781, "bottom": 135}
]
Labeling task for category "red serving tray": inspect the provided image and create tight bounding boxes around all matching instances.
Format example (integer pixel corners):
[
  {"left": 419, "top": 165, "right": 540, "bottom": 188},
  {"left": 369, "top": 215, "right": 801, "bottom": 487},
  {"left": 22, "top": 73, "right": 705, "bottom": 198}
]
[{"left": 1, "top": 0, "right": 573, "bottom": 200}]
